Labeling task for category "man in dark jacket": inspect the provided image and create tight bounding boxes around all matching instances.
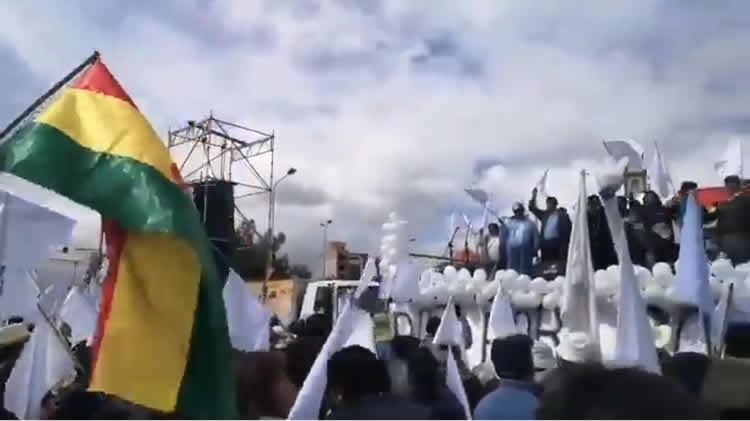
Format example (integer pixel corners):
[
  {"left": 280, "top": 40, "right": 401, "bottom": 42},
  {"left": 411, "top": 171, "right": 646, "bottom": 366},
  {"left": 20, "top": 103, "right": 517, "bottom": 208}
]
[
  {"left": 587, "top": 195, "right": 618, "bottom": 270},
  {"left": 705, "top": 175, "right": 750, "bottom": 265},
  {"left": 529, "top": 188, "right": 572, "bottom": 265}
]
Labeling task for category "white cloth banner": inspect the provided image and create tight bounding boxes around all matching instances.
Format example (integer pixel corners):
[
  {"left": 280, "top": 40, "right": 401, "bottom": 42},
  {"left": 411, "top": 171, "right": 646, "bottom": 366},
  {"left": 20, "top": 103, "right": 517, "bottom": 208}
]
[
  {"left": 714, "top": 138, "right": 743, "bottom": 179},
  {"left": 0, "top": 190, "right": 76, "bottom": 268},
  {"left": 223, "top": 270, "right": 272, "bottom": 353}
]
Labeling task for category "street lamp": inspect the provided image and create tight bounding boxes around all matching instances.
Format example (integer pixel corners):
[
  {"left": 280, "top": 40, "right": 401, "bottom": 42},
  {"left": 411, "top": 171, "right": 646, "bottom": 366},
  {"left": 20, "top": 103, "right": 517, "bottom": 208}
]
[
  {"left": 262, "top": 166, "right": 297, "bottom": 303},
  {"left": 320, "top": 219, "right": 333, "bottom": 278}
]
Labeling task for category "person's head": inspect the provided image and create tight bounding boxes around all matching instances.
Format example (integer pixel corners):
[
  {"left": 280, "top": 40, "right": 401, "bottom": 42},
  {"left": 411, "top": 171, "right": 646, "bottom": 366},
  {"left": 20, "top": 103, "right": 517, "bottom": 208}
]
[
  {"left": 546, "top": 196, "right": 558, "bottom": 212},
  {"left": 616, "top": 196, "right": 628, "bottom": 217},
  {"left": 536, "top": 364, "right": 716, "bottom": 419},
  {"left": 679, "top": 181, "right": 698, "bottom": 196},
  {"left": 512, "top": 202, "right": 525, "bottom": 218},
  {"left": 725, "top": 175, "right": 742, "bottom": 194},
  {"left": 587, "top": 195, "right": 602, "bottom": 213},
  {"left": 406, "top": 347, "right": 442, "bottom": 404},
  {"left": 304, "top": 313, "right": 332, "bottom": 337},
  {"left": 490, "top": 334, "right": 534, "bottom": 381},
  {"left": 285, "top": 335, "right": 326, "bottom": 388},
  {"left": 327, "top": 345, "right": 389, "bottom": 405},
  {"left": 425, "top": 316, "right": 441, "bottom": 337},
  {"left": 488, "top": 223, "right": 500, "bottom": 236},
  {"left": 643, "top": 190, "right": 661, "bottom": 208},
  {"left": 661, "top": 352, "right": 710, "bottom": 396}
]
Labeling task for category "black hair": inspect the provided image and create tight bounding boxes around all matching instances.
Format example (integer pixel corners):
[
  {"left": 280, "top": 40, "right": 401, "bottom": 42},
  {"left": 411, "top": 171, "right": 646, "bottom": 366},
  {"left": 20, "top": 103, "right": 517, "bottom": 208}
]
[
  {"left": 490, "top": 334, "right": 534, "bottom": 380},
  {"left": 680, "top": 181, "right": 698, "bottom": 193},
  {"left": 661, "top": 352, "right": 710, "bottom": 396},
  {"left": 725, "top": 175, "right": 741, "bottom": 185},
  {"left": 284, "top": 335, "right": 326, "bottom": 388},
  {"left": 6, "top": 316, "right": 23, "bottom": 325},
  {"left": 425, "top": 316, "right": 441, "bottom": 336},
  {"left": 327, "top": 345, "right": 390, "bottom": 403},
  {"left": 391, "top": 335, "right": 421, "bottom": 361},
  {"left": 406, "top": 347, "right": 442, "bottom": 403},
  {"left": 304, "top": 313, "right": 332, "bottom": 337},
  {"left": 536, "top": 364, "right": 716, "bottom": 419},
  {"left": 546, "top": 196, "right": 558, "bottom": 206}
]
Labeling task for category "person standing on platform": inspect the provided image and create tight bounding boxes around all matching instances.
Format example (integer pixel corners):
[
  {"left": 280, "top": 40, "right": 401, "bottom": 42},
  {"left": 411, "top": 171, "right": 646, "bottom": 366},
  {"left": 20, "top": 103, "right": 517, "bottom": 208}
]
[{"left": 503, "top": 203, "right": 539, "bottom": 276}]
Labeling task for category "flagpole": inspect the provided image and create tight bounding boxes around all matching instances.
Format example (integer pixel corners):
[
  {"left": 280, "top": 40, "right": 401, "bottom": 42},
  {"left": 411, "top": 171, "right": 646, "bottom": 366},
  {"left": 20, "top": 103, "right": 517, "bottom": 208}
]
[{"left": 0, "top": 51, "right": 100, "bottom": 141}]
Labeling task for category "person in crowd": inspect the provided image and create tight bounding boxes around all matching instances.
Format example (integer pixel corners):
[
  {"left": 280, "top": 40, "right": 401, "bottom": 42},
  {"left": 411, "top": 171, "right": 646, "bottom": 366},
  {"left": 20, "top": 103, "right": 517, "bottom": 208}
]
[
  {"left": 638, "top": 190, "right": 677, "bottom": 266},
  {"left": 473, "top": 335, "right": 540, "bottom": 420},
  {"left": 284, "top": 335, "right": 326, "bottom": 389},
  {"left": 481, "top": 222, "right": 506, "bottom": 272},
  {"left": 406, "top": 347, "right": 467, "bottom": 420},
  {"left": 705, "top": 175, "right": 750, "bottom": 265},
  {"left": 661, "top": 352, "right": 710, "bottom": 397},
  {"left": 665, "top": 180, "right": 699, "bottom": 230},
  {"left": 502, "top": 203, "right": 539, "bottom": 275},
  {"left": 618, "top": 195, "right": 648, "bottom": 267},
  {"left": 529, "top": 188, "right": 572, "bottom": 264},
  {"left": 587, "top": 195, "right": 618, "bottom": 270},
  {"left": 324, "top": 345, "right": 431, "bottom": 420},
  {"left": 536, "top": 364, "right": 716, "bottom": 419}
]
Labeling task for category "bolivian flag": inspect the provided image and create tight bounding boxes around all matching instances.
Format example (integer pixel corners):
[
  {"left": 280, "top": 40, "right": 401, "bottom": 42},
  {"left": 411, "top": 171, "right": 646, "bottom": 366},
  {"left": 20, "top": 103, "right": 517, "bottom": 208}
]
[{"left": 0, "top": 55, "right": 238, "bottom": 418}]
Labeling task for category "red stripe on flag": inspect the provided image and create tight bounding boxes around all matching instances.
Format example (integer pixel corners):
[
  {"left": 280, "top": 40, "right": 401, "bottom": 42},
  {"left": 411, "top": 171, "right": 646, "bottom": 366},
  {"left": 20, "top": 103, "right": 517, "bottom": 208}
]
[
  {"left": 71, "top": 58, "right": 137, "bottom": 109},
  {"left": 91, "top": 219, "right": 127, "bottom": 366}
]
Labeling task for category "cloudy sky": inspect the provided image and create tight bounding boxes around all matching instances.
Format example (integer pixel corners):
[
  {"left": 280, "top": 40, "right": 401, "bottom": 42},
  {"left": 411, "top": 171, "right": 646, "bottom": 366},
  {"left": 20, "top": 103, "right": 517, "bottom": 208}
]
[{"left": 2, "top": 1, "right": 750, "bottom": 274}]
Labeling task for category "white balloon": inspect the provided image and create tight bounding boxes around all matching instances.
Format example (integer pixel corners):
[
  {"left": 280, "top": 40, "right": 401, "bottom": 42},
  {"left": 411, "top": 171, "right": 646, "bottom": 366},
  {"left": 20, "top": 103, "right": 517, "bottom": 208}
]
[
  {"left": 542, "top": 291, "right": 560, "bottom": 310},
  {"left": 443, "top": 265, "right": 458, "bottom": 281},
  {"left": 473, "top": 269, "right": 488, "bottom": 282},
  {"left": 457, "top": 268, "right": 472, "bottom": 282},
  {"left": 516, "top": 275, "right": 531, "bottom": 291},
  {"left": 494, "top": 270, "right": 506, "bottom": 281},
  {"left": 530, "top": 277, "right": 548, "bottom": 294},
  {"left": 512, "top": 291, "right": 541, "bottom": 309},
  {"left": 644, "top": 284, "right": 665, "bottom": 303},
  {"left": 635, "top": 266, "right": 652, "bottom": 287},
  {"left": 652, "top": 262, "right": 672, "bottom": 278},
  {"left": 711, "top": 258, "right": 735, "bottom": 281}
]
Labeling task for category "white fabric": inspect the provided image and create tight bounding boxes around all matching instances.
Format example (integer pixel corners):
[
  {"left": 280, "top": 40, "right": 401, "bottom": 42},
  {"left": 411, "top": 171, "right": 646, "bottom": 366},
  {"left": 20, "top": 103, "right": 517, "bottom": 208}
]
[
  {"left": 488, "top": 286, "right": 518, "bottom": 340},
  {"left": 672, "top": 194, "right": 714, "bottom": 317},
  {"left": 5, "top": 317, "right": 75, "bottom": 419},
  {"left": 287, "top": 273, "right": 373, "bottom": 420},
  {"left": 647, "top": 141, "right": 675, "bottom": 199},
  {"left": 535, "top": 169, "right": 550, "bottom": 197},
  {"left": 532, "top": 341, "right": 557, "bottom": 370},
  {"left": 222, "top": 270, "right": 272, "bottom": 352},
  {"left": 342, "top": 308, "right": 376, "bottom": 353},
  {"left": 603, "top": 139, "right": 645, "bottom": 171},
  {"left": 433, "top": 298, "right": 461, "bottom": 346},
  {"left": 561, "top": 171, "right": 599, "bottom": 346},
  {"left": 390, "top": 259, "right": 421, "bottom": 303},
  {"left": 58, "top": 286, "right": 98, "bottom": 346},
  {"left": 0, "top": 267, "right": 39, "bottom": 322},
  {"left": 446, "top": 347, "right": 472, "bottom": 420},
  {"left": 0, "top": 190, "right": 76, "bottom": 268},
  {"left": 714, "top": 138, "right": 743, "bottom": 179},
  {"left": 602, "top": 197, "right": 660, "bottom": 374},
  {"left": 464, "top": 188, "right": 490, "bottom": 207},
  {"left": 677, "top": 313, "right": 708, "bottom": 355},
  {"left": 556, "top": 331, "right": 598, "bottom": 363}
]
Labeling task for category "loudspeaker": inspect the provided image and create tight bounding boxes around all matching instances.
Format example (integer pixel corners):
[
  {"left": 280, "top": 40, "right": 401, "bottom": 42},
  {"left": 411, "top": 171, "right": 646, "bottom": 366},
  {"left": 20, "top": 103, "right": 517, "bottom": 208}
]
[{"left": 192, "top": 180, "right": 235, "bottom": 280}]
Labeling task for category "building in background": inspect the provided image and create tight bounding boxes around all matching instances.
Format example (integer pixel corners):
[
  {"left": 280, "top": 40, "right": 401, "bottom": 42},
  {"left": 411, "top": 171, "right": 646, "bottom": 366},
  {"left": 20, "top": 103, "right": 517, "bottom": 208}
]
[{"left": 324, "top": 241, "right": 367, "bottom": 280}]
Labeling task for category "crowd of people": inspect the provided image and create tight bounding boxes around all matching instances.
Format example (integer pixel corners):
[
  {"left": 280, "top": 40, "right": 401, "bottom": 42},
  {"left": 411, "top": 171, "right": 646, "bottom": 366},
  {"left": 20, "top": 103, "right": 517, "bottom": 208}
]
[{"left": 477, "top": 175, "right": 750, "bottom": 277}]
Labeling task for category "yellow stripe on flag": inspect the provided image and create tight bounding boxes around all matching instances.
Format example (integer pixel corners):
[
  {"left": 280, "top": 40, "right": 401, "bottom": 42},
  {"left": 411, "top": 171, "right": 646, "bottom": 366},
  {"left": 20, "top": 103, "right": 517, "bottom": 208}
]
[
  {"left": 89, "top": 232, "right": 201, "bottom": 411},
  {"left": 36, "top": 88, "right": 175, "bottom": 182}
]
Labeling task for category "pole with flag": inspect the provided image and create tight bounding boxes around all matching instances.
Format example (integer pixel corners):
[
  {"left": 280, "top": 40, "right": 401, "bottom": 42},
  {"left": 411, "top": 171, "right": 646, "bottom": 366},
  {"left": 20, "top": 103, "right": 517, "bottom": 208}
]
[{"left": 0, "top": 52, "right": 237, "bottom": 418}]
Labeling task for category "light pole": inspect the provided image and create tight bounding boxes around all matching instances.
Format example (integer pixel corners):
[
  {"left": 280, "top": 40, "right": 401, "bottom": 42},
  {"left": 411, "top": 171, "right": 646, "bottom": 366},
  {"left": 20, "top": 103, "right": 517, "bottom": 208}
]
[
  {"left": 320, "top": 219, "right": 332, "bottom": 279},
  {"left": 262, "top": 167, "right": 297, "bottom": 302}
]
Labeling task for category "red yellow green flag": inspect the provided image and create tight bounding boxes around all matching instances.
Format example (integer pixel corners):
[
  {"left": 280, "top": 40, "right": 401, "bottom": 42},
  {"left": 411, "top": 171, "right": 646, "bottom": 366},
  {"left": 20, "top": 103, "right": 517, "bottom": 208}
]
[{"left": 0, "top": 55, "right": 238, "bottom": 418}]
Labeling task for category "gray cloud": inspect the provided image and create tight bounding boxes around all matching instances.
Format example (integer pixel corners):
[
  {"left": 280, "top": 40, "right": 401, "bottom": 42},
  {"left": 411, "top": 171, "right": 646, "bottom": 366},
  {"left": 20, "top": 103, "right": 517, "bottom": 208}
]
[{"left": 3, "top": 0, "right": 750, "bottom": 274}]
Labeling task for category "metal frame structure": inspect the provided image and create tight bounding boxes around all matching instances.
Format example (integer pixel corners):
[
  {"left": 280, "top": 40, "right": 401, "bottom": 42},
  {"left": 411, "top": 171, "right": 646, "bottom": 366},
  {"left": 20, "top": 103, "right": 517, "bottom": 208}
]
[{"left": 168, "top": 115, "right": 282, "bottom": 301}]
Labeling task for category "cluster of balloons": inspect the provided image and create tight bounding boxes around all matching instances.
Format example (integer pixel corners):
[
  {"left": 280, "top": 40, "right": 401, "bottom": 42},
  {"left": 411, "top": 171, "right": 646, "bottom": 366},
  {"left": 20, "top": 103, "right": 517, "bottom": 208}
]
[{"left": 378, "top": 212, "right": 410, "bottom": 299}]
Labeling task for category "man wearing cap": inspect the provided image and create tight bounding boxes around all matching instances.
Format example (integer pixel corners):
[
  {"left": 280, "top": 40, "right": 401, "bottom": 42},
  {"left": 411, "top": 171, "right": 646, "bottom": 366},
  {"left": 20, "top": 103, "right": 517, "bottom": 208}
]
[
  {"left": 705, "top": 175, "right": 750, "bottom": 265},
  {"left": 473, "top": 335, "right": 540, "bottom": 420},
  {"left": 502, "top": 203, "right": 539, "bottom": 276}
]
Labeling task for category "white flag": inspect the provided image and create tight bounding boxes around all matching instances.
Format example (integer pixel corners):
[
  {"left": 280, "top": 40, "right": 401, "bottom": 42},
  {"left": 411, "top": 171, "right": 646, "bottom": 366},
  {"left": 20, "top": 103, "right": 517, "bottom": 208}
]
[
  {"left": 603, "top": 139, "right": 645, "bottom": 171},
  {"left": 536, "top": 169, "right": 550, "bottom": 197},
  {"left": 647, "top": 141, "right": 675, "bottom": 199},
  {"left": 561, "top": 171, "right": 599, "bottom": 345},
  {"left": 714, "top": 138, "right": 743, "bottom": 179},
  {"left": 464, "top": 187, "right": 489, "bottom": 207},
  {"left": 601, "top": 195, "right": 660, "bottom": 374}
]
